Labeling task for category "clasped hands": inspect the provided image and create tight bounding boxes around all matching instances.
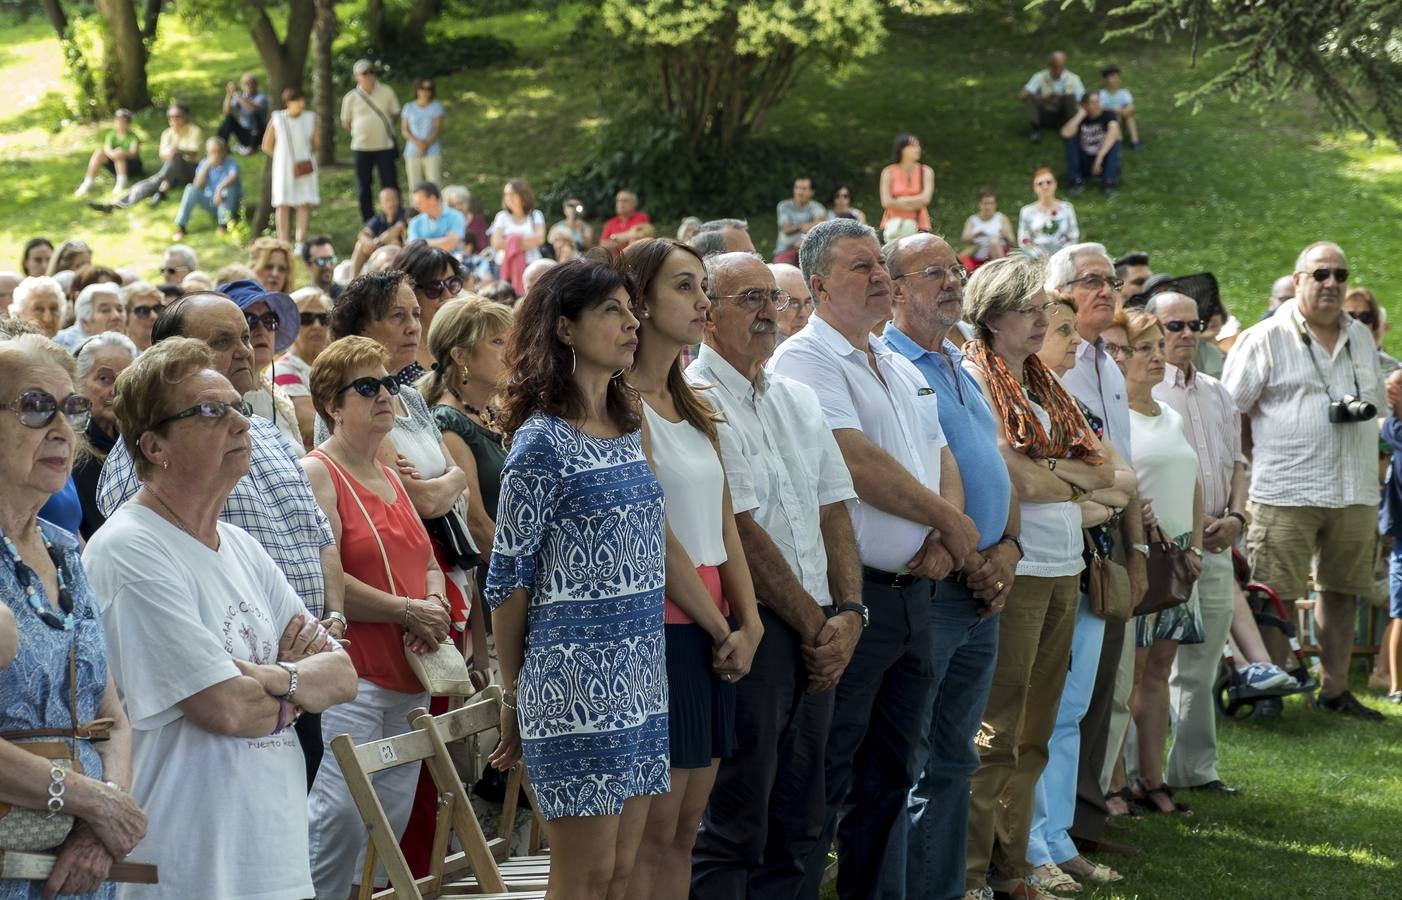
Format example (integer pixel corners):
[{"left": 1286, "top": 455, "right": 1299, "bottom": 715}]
[{"left": 906, "top": 512, "right": 1014, "bottom": 617}]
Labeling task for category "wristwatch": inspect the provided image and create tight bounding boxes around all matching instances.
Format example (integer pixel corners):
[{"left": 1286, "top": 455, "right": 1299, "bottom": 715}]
[
  {"left": 833, "top": 602, "right": 869, "bottom": 629},
  {"left": 1188, "top": 546, "right": 1203, "bottom": 558},
  {"left": 999, "top": 534, "right": 1025, "bottom": 561},
  {"left": 1131, "top": 543, "right": 1151, "bottom": 557},
  {"left": 277, "top": 661, "right": 299, "bottom": 703}
]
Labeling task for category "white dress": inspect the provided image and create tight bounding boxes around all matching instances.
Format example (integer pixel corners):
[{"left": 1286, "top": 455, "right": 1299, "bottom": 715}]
[{"left": 271, "top": 109, "right": 319, "bottom": 207}]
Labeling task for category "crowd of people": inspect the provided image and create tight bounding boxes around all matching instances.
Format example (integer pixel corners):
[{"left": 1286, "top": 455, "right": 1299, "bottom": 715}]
[{"left": 0, "top": 45, "right": 1396, "bottom": 900}]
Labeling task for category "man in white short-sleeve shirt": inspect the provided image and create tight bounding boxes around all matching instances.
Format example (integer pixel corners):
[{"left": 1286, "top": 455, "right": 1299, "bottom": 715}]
[
  {"left": 1222, "top": 240, "right": 1385, "bottom": 721},
  {"left": 769, "top": 218, "right": 980, "bottom": 899},
  {"left": 1020, "top": 50, "right": 1085, "bottom": 143},
  {"left": 686, "top": 253, "right": 862, "bottom": 898}
]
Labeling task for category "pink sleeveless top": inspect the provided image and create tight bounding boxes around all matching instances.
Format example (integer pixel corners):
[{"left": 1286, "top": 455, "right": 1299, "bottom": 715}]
[{"left": 881, "top": 164, "right": 932, "bottom": 231}]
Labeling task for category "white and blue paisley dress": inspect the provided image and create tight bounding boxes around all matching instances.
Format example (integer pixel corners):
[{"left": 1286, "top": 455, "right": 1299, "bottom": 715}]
[{"left": 485, "top": 414, "right": 670, "bottom": 819}]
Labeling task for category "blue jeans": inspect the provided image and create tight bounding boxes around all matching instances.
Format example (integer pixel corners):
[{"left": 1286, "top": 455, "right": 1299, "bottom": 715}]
[
  {"left": 1026, "top": 594, "right": 1105, "bottom": 867},
  {"left": 1064, "top": 140, "right": 1121, "bottom": 186},
  {"left": 1389, "top": 541, "right": 1402, "bottom": 619},
  {"left": 175, "top": 182, "right": 241, "bottom": 229},
  {"left": 880, "top": 580, "right": 999, "bottom": 900},
  {"left": 798, "top": 575, "right": 935, "bottom": 900}
]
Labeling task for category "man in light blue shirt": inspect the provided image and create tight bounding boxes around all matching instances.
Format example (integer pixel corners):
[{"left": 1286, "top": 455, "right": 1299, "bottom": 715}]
[
  {"left": 877, "top": 233, "right": 1018, "bottom": 900},
  {"left": 406, "top": 181, "right": 465, "bottom": 252}
]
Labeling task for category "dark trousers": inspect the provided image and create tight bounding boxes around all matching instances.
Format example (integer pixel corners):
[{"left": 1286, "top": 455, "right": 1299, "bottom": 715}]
[
  {"left": 1065, "top": 140, "right": 1122, "bottom": 187},
  {"left": 1022, "top": 94, "right": 1078, "bottom": 132},
  {"left": 295, "top": 710, "right": 323, "bottom": 792},
  {"left": 692, "top": 605, "right": 835, "bottom": 899},
  {"left": 116, "top": 155, "right": 197, "bottom": 207},
  {"left": 354, "top": 148, "right": 400, "bottom": 222},
  {"left": 799, "top": 575, "right": 935, "bottom": 900},
  {"left": 217, "top": 112, "right": 264, "bottom": 150},
  {"left": 881, "top": 580, "right": 1000, "bottom": 900},
  {"left": 1070, "top": 615, "right": 1127, "bottom": 842}
]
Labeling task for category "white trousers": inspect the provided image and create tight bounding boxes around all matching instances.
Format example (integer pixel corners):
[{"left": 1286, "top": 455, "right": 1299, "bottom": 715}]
[
  {"left": 308, "top": 678, "right": 427, "bottom": 898},
  {"left": 404, "top": 154, "right": 443, "bottom": 191},
  {"left": 1166, "top": 549, "right": 1235, "bottom": 786}
]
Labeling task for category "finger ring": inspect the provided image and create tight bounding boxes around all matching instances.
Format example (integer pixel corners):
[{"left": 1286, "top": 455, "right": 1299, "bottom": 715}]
[{"left": 995, "top": 581, "right": 1005, "bottom": 591}]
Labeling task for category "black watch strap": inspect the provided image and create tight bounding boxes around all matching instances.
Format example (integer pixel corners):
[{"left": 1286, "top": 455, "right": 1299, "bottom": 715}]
[
  {"left": 833, "top": 602, "right": 869, "bottom": 628},
  {"left": 1000, "top": 533, "right": 1025, "bottom": 561},
  {"left": 1226, "top": 510, "right": 1247, "bottom": 527}
]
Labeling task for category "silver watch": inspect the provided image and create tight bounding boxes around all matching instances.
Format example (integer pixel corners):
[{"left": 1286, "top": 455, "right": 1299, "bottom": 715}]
[
  {"left": 277, "top": 661, "right": 299, "bottom": 703},
  {"left": 1131, "top": 543, "right": 1151, "bottom": 557}
]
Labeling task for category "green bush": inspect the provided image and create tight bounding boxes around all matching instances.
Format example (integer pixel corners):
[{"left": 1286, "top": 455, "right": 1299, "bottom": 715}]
[
  {"left": 541, "top": 111, "right": 854, "bottom": 226},
  {"left": 333, "top": 32, "right": 516, "bottom": 83}
]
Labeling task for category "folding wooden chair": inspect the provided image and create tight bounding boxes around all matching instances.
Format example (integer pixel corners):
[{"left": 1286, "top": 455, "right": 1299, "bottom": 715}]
[
  {"left": 410, "top": 692, "right": 552, "bottom": 892},
  {"left": 330, "top": 703, "right": 544, "bottom": 900}
]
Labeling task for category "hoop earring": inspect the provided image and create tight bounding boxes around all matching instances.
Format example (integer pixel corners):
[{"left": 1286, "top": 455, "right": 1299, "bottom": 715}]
[{"left": 568, "top": 345, "right": 576, "bottom": 375}]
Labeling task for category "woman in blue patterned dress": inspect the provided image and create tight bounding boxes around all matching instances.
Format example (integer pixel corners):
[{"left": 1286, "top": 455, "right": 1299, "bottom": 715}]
[
  {"left": 0, "top": 334, "right": 147, "bottom": 899},
  {"left": 486, "top": 259, "right": 669, "bottom": 897}
]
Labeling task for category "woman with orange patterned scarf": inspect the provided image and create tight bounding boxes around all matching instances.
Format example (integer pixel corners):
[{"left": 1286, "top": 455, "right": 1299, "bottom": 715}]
[{"left": 958, "top": 255, "right": 1114, "bottom": 900}]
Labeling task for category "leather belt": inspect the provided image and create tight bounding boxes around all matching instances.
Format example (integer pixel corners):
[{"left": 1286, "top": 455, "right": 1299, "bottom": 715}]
[{"left": 862, "top": 566, "right": 916, "bottom": 589}]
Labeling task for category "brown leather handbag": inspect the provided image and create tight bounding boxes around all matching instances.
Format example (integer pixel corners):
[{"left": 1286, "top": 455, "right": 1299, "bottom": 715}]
[
  {"left": 1135, "top": 525, "right": 1198, "bottom": 616},
  {"left": 1085, "top": 530, "right": 1132, "bottom": 622}
]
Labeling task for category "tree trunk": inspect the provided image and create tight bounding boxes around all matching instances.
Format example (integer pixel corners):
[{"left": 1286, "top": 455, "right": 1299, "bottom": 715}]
[
  {"left": 365, "top": 0, "right": 385, "bottom": 46},
  {"left": 247, "top": 0, "right": 317, "bottom": 235},
  {"left": 313, "top": 0, "right": 338, "bottom": 167},
  {"left": 96, "top": 0, "right": 151, "bottom": 110},
  {"left": 139, "top": 0, "right": 161, "bottom": 41},
  {"left": 403, "top": 0, "right": 437, "bottom": 46},
  {"left": 41, "top": 0, "right": 67, "bottom": 32}
]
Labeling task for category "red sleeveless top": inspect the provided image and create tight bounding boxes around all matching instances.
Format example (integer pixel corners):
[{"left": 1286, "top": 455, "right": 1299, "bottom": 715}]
[{"left": 310, "top": 448, "right": 432, "bottom": 694}]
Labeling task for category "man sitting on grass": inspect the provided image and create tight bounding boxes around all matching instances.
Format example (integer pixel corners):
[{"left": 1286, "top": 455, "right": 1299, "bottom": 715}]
[
  {"left": 172, "top": 137, "right": 241, "bottom": 242},
  {"left": 1020, "top": 51, "right": 1085, "bottom": 143},
  {"left": 1061, "top": 92, "right": 1122, "bottom": 196},
  {"left": 74, "top": 108, "right": 144, "bottom": 198},
  {"left": 1098, "top": 65, "right": 1141, "bottom": 150}
]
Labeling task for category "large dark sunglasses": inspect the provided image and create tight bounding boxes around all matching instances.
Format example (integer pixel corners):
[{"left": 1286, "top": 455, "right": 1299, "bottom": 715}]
[
  {"left": 1305, "top": 267, "right": 1349, "bottom": 284},
  {"left": 245, "top": 311, "right": 281, "bottom": 332},
  {"left": 1348, "top": 309, "right": 1377, "bottom": 326},
  {"left": 131, "top": 303, "right": 166, "bottom": 319},
  {"left": 6, "top": 390, "right": 91, "bottom": 430},
  {"left": 1162, "top": 319, "right": 1205, "bottom": 333},
  {"left": 338, "top": 376, "right": 401, "bottom": 399},
  {"left": 422, "top": 277, "right": 464, "bottom": 301},
  {"left": 150, "top": 399, "right": 251, "bottom": 431},
  {"left": 300, "top": 312, "right": 330, "bottom": 327},
  {"left": 310, "top": 256, "right": 338, "bottom": 268}
]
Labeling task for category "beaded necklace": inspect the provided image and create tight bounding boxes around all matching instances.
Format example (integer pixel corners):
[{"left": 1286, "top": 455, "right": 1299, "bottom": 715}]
[{"left": 2, "top": 530, "right": 76, "bottom": 631}]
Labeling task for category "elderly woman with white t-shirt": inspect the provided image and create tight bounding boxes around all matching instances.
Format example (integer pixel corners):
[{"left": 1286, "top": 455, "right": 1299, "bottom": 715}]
[{"left": 84, "top": 337, "right": 357, "bottom": 900}]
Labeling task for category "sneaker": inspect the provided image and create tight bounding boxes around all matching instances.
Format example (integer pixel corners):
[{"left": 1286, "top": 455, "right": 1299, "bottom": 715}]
[
  {"left": 993, "top": 877, "right": 1069, "bottom": 900},
  {"left": 1388, "top": 691, "right": 1402, "bottom": 704},
  {"left": 1238, "top": 662, "right": 1296, "bottom": 693},
  {"left": 1318, "top": 690, "right": 1384, "bottom": 721},
  {"left": 1067, "top": 181, "right": 1086, "bottom": 195},
  {"left": 88, "top": 201, "right": 116, "bottom": 214}
]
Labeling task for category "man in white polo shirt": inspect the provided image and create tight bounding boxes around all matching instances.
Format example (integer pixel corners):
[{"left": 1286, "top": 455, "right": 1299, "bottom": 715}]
[
  {"left": 770, "top": 218, "right": 982, "bottom": 900},
  {"left": 1223, "top": 241, "right": 1385, "bottom": 721},
  {"left": 686, "top": 252, "right": 862, "bottom": 899}
]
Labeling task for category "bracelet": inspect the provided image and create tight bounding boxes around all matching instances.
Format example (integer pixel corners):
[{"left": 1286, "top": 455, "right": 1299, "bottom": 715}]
[
  {"left": 1226, "top": 510, "right": 1247, "bottom": 527},
  {"left": 403, "top": 597, "right": 412, "bottom": 629},
  {"left": 324, "top": 610, "right": 348, "bottom": 631},
  {"left": 272, "top": 699, "right": 298, "bottom": 735},
  {"left": 1046, "top": 457, "right": 1058, "bottom": 471},
  {"left": 45, "top": 764, "right": 66, "bottom": 817},
  {"left": 426, "top": 591, "right": 449, "bottom": 611},
  {"left": 1068, "top": 484, "right": 1087, "bottom": 503},
  {"left": 501, "top": 692, "right": 519, "bottom": 712}
]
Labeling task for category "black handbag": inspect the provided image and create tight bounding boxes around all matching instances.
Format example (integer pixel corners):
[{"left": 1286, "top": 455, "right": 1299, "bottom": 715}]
[{"left": 422, "top": 503, "right": 482, "bottom": 570}]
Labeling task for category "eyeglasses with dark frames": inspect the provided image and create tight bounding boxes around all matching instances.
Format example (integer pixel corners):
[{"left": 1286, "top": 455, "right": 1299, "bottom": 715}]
[
  {"left": 300, "top": 312, "right": 330, "bottom": 327},
  {"left": 1347, "top": 309, "right": 1377, "bottom": 326},
  {"left": 421, "top": 277, "right": 464, "bottom": 301},
  {"left": 338, "top": 376, "right": 401, "bottom": 399},
  {"left": 1303, "top": 267, "right": 1349, "bottom": 284},
  {"left": 245, "top": 311, "right": 281, "bottom": 332},
  {"left": 1162, "top": 319, "right": 1205, "bottom": 333},
  {"left": 131, "top": 303, "right": 166, "bottom": 319},
  {"left": 6, "top": 390, "right": 91, "bottom": 430},
  {"left": 1065, "top": 274, "right": 1124, "bottom": 293},
  {"left": 149, "top": 399, "right": 251, "bottom": 432},
  {"left": 710, "top": 288, "right": 792, "bottom": 312}
]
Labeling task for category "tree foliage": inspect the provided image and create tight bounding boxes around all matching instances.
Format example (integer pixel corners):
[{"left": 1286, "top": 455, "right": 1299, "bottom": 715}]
[
  {"left": 597, "top": 0, "right": 886, "bottom": 151},
  {"left": 1082, "top": 0, "right": 1402, "bottom": 145},
  {"left": 40, "top": 0, "right": 160, "bottom": 114}
]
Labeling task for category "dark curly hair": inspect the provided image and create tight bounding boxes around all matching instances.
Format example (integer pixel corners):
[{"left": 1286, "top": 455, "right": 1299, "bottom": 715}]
[
  {"left": 330, "top": 269, "right": 416, "bottom": 340},
  {"left": 496, "top": 258, "right": 640, "bottom": 440}
]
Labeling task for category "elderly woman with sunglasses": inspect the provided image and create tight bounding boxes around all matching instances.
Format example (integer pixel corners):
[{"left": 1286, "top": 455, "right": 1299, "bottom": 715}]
[
  {"left": 0, "top": 333, "right": 148, "bottom": 900},
  {"left": 277, "top": 287, "right": 333, "bottom": 449},
  {"left": 300, "top": 336, "right": 447, "bottom": 897},
  {"left": 220, "top": 279, "right": 305, "bottom": 455},
  {"left": 120, "top": 281, "right": 166, "bottom": 352},
  {"left": 84, "top": 337, "right": 356, "bottom": 900},
  {"left": 393, "top": 241, "right": 466, "bottom": 374}
]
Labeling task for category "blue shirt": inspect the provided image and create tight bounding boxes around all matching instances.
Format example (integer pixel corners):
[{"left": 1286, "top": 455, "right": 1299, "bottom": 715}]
[
  {"left": 39, "top": 477, "right": 84, "bottom": 536},
  {"left": 882, "top": 324, "right": 1011, "bottom": 551},
  {"left": 195, "top": 158, "right": 240, "bottom": 199},
  {"left": 401, "top": 100, "right": 444, "bottom": 158},
  {"left": 236, "top": 91, "right": 268, "bottom": 132},
  {"left": 408, "top": 206, "right": 466, "bottom": 243},
  {"left": 1382, "top": 418, "right": 1402, "bottom": 537}
]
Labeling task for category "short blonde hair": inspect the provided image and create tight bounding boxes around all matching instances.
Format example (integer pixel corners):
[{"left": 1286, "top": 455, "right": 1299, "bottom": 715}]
[
  {"left": 308, "top": 336, "right": 390, "bottom": 432},
  {"left": 248, "top": 238, "right": 297, "bottom": 291},
  {"left": 417, "top": 296, "right": 513, "bottom": 404},
  {"left": 113, "top": 337, "right": 215, "bottom": 479},
  {"left": 1113, "top": 308, "right": 1163, "bottom": 346},
  {"left": 290, "top": 286, "right": 329, "bottom": 310},
  {"left": 964, "top": 255, "right": 1047, "bottom": 340},
  {"left": 121, "top": 280, "right": 162, "bottom": 308}
]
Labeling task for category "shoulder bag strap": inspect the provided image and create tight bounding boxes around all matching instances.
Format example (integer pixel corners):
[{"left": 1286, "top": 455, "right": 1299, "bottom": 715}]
[
  {"left": 355, "top": 88, "right": 397, "bottom": 145},
  {"left": 317, "top": 451, "right": 399, "bottom": 595},
  {"left": 283, "top": 110, "right": 309, "bottom": 161}
]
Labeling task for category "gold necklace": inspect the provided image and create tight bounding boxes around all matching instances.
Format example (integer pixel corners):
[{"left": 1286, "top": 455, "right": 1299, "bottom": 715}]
[{"left": 146, "top": 488, "right": 202, "bottom": 540}]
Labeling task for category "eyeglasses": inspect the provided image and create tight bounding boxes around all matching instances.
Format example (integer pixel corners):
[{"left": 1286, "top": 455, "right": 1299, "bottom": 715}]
[
  {"left": 1162, "top": 319, "right": 1206, "bottom": 333},
  {"left": 6, "top": 390, "right": 91, "bottom": 430},
  {"left": 300, "top": 312, "right": 330, "bottom": 327},
  {"left": 422, "top": 277, "right": 464, "bottom": 301},
  {"left": 1014, "top": 300, "right": 1057, "bottom": 318},
  {"left": 245, "top": 311, "right": 280, "bottom": 332},
  {"left": 790, "top": 297, "right": 817, "bottom": 313},
  {"left": 338, "top": 375, "right": 401, "bottom": 399},
  {"left": 310, "top": 255, "right": 338, "bottom": 268},
  {"left": 711, "top": 289, "right": 792, "bottom": 311},
  {"left": 1303, "top": 267, "right": 1349, "bottom": 284},
  {"left": 131, "top": 303, "right": 165, "bottom": 319},
  {"left": 150, "top": 399, "right": 251, "bottom": 431},
  {"left": 1065, "top": 274, "right": 1124, "bottom": 293},
  {"left": 1104, "top": 340, "right": 1164, "bottom": 359},
  {"left": 162, "top": 266, "right": 187, "bottom": 276},
  {"left": 894, "top": 264, "right": 968, "bottom": 286},
  {"left": 1348, "top": 309, "right": 1377, "bottom": 326}
]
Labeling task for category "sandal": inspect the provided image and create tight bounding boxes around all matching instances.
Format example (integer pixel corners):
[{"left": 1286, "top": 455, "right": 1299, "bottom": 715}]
[
  {"left": 1032, "top": 863, "right": 1082, "bottom": 894},
  {"left": 1136, "top": 778, "right": 1193, "bottom": 817},
  {"left": 1106, "top": 786, "right": 1144, "bottom": 820},
  {"left": 1058, "top": 856, "right": 1123, "bottom": 885}
]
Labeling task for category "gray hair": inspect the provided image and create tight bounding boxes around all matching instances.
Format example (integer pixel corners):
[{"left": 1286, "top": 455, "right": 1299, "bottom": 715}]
[
  {"left": 1143, "top": 290, "right": 1196, "bottom": 318},
  {"left": 688, "top": 219, "right": 751, "bottom": 258},
  {"left": 697, "top": 218, "right": 748, "bottom": 233},
  {"left": 442, "top": 184, "right": 471, "bottom": 210},
  {"left": 364, "top": 245, "right": 401, "bottom": 274},
  {"left": 799, "top": 217, "right": 877, "bottom": 283},
  {"left": 163, "top": 243, "right": 198, "bottom": 271},
  {"left": 1294, "top": 241, "right": 1345, "bottom": 272},
  {"left": 1044, "top": 241, "right": 1113, "bottom": 292},
  {"left": 75, "top": 331, "right": 139, "bottom": 378},
  {"left": 121, "top": 280, "right": 162, "bottom": 306},
  {"left": 11, "top": 276, "right": 67, "bottom": 320},
  {"left": 75, "top": 282, "right": 122, "bottom": 324},
  {"left": 964, "top": 255, "right": 1047, "bottom": 340}
]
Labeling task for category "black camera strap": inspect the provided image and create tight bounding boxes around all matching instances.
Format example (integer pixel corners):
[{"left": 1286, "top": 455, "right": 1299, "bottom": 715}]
[{"left": 1295, "top": 313, "right": 1361, "bottom": 403}]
